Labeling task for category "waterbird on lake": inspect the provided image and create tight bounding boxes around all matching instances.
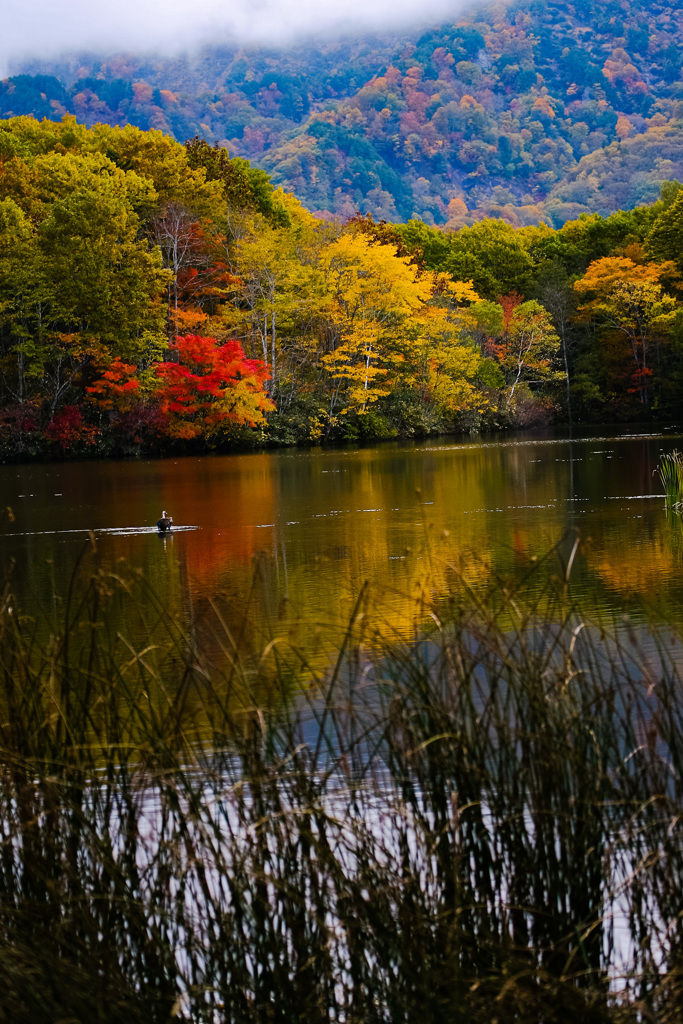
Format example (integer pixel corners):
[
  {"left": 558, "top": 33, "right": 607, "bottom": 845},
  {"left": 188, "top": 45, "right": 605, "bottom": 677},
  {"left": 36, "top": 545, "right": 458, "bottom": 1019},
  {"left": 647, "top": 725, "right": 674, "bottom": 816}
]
[{"left": 157, "top": 511, "right": 173, "bottom": 532}]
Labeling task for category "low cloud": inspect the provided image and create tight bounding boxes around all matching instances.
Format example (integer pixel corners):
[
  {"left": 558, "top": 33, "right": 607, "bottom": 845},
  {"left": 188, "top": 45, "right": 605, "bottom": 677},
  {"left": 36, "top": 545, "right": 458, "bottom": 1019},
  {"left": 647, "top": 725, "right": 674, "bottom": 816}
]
[{"left": 4, "top": 0, "right": 467, "bottom": 73}]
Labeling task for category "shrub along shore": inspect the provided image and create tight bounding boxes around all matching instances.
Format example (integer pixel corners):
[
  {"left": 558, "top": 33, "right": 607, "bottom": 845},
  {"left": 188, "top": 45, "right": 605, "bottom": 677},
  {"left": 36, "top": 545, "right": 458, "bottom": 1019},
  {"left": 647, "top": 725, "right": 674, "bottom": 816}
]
[
  {"left": 0, "top": 539, "right": 683, "bottom": 1021},
  {"left": 2, "top": 117, "right": 683, "bottom": 460}
]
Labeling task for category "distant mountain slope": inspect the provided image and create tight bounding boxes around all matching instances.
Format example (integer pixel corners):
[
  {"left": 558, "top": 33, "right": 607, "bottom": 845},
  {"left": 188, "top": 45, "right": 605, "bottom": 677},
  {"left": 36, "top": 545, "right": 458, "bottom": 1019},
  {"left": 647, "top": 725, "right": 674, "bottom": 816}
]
[
  {"left": 5, "top": 0, "right": 683, "bottom": 225},
  {"left": 8, "top": 35, "right": 405, "bottom": 144}
]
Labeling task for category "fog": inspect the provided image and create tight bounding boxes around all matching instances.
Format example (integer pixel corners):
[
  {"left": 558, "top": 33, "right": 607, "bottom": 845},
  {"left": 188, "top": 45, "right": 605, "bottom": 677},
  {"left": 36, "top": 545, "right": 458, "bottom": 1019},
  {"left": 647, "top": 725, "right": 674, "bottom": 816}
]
[{"left": 3, "top": 0, "right": 468, "bottom": 73}]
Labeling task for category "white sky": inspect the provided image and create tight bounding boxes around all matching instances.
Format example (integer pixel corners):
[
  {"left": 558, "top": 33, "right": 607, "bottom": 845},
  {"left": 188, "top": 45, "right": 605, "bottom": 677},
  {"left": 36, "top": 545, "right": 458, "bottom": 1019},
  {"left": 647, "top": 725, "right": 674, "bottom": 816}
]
[{"left": 3, "top": 0, "right": 468, "bottom": 73}]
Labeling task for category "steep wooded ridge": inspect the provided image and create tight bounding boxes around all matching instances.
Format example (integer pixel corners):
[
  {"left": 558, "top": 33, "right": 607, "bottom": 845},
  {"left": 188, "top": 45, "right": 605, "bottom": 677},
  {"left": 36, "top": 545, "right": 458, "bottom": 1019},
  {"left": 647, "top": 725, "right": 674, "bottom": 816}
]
[{"left": 7, "top": 0, "right": 683, "bottom": 226}]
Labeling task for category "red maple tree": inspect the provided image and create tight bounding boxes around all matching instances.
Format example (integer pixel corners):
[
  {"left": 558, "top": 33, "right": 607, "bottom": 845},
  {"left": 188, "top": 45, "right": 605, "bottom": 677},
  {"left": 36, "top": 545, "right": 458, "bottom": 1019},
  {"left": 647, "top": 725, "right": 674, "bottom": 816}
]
[{"left": 154, "top": 335, "right": 273, "bottom": 440}]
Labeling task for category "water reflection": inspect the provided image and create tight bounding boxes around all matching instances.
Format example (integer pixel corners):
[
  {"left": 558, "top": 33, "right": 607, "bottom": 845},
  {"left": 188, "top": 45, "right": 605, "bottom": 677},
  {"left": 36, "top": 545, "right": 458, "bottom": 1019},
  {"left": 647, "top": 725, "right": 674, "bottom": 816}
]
[{"left": 1, "top": 429, "right": 682, "bottom": 650}]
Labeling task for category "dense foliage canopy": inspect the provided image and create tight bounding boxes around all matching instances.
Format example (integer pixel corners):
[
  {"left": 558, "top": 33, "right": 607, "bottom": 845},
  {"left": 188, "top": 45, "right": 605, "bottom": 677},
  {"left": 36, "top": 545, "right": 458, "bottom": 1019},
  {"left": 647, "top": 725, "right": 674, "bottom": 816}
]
[{"left": 0, "top": 116, "right": 682, "bottom": 459}]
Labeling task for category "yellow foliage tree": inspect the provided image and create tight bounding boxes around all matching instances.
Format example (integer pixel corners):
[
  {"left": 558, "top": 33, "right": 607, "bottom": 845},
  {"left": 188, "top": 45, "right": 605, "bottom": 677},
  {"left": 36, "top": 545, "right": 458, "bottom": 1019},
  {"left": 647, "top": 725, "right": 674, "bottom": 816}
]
[
  {"left": 615, "top": 115, "right": 633, "bottom": 141},
  {"left": 320, "top": 233, "right": 431, "bottom": 417},
  {"left": 410, "top": 278, "right": 483, "bottom": 415},
  {"left": 574, "top": 257, "right": 677, "bottom": 402},
  {"left": 225, "top": 210, "right": 324, "bottom": 395}
]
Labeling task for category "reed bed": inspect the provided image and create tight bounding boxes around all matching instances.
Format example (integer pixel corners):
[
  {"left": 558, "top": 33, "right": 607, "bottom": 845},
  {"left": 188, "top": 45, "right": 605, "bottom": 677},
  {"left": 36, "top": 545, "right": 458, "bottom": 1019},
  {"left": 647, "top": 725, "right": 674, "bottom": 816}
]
[
  {"left": 0, "top": 542, "right": 682, "bottom": 1022},
  {"left": 657, "top": 449, "right": 683, "bottom": 510}
]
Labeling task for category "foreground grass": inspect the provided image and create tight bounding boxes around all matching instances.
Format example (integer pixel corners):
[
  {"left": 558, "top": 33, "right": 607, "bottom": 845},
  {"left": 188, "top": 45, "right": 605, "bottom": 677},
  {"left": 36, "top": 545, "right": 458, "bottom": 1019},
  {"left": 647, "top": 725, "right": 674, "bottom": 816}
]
[{"left": 0, "top": 541, "right": 682, "bottom": 1022}]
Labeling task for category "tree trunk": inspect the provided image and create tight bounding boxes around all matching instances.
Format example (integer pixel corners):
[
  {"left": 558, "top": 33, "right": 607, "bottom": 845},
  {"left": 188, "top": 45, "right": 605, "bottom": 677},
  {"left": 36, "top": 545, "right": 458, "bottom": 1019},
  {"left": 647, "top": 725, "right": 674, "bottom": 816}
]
[{"left": 559, "top": 324, "right": 572, "bottom": 424}]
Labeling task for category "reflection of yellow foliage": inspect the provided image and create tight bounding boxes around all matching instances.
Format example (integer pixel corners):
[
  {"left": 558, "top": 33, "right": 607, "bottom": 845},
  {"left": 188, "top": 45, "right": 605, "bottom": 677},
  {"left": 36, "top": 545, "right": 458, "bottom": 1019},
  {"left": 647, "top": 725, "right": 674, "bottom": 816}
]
[{"left": 595, "top": 538, "right": 677, "bottom": 595}]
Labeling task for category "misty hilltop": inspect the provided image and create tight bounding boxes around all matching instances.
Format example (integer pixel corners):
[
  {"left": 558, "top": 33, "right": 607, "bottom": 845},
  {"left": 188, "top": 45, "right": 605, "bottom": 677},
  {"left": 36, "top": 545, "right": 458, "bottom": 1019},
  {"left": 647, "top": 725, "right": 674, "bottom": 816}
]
[{"left": 5, "top": 0, "right": 683, "bottom": 227}]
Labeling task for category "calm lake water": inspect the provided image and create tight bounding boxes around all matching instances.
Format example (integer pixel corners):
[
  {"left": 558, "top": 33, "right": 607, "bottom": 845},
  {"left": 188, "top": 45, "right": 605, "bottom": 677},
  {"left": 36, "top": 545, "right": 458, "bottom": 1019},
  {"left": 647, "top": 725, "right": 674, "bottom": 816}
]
[{"left": 3, "top": 428, "right": 683, "bottom": 649}]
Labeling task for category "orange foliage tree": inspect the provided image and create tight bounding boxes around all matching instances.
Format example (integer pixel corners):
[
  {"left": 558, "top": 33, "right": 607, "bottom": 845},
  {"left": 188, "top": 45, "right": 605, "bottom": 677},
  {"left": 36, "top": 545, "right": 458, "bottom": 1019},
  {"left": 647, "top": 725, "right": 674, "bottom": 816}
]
[
  {"left": 154, "top": 335, "right": 273, "bottom": 440},
  {"left": 85, "top": 359, "right": 140, "bottom": 412},
  {"left": 574, "top": 258, "right": 677, "bottom": 404}
]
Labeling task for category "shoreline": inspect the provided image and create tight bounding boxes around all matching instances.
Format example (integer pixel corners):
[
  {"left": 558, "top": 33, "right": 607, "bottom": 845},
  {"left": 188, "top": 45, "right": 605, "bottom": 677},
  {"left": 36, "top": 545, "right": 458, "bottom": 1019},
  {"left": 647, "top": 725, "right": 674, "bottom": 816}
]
[{"left": 3, "top": 417, "right": 682, "bottom": 466}]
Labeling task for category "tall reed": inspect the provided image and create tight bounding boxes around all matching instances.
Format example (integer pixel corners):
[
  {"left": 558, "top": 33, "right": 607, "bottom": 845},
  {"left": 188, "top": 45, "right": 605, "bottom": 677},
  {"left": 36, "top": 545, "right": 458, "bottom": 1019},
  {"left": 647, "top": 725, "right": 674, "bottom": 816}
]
[
  {"left": 0, "top": 542, "right": 682, "bottom": 1022},
  {"left": 657, "top": 449, "right": 683, "bottom": 509}
]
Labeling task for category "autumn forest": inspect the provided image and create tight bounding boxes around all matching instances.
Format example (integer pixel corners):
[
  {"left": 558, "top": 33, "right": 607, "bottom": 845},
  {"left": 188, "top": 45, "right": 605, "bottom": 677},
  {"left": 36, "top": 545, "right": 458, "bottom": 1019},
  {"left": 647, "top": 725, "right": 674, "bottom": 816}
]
[
  {"left": 1, "top": 113, "right": 683, "bottom": 459},
  {"left": 6, "top": 0, "right": 683, "bottom": 1015}
]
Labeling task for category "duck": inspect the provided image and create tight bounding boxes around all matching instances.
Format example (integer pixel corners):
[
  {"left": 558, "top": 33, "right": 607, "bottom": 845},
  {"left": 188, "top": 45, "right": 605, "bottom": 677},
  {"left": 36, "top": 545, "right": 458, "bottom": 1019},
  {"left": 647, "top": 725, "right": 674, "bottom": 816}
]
[{"left": 157, "top": 510, "right": 173, "bottom": 532}]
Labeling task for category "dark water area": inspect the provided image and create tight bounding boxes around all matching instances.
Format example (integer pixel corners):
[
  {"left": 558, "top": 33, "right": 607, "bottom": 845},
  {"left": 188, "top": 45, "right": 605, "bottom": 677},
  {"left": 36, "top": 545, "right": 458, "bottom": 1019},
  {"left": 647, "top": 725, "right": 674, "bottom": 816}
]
[{"left": 2, "top": 426, "right": 683, "bottom": 647}]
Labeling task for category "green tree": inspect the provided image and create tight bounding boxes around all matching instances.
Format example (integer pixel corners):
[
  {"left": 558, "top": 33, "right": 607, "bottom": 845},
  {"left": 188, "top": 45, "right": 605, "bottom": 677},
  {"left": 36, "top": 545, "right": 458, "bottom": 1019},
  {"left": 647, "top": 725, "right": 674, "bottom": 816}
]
[
  {"left": 444, "top": 220, "right": 535, "bottom": 299},
  {"left": 0, "top": 197, "right": 46, "bottom": 406},
  {"left": 647, "top": 190, "right": 683, "bottom": 270},
  {"left": 92, "top": 124, "right": 221, "bottom": 213},
  {"left": 38, "top": 174, "right": 169, "bottom": 362},
  {"left": 184, "top": 136, "right": 290, "bottom": 226},
  {"left": 393, "top": 218, "right": 450, "bottom": 269}
]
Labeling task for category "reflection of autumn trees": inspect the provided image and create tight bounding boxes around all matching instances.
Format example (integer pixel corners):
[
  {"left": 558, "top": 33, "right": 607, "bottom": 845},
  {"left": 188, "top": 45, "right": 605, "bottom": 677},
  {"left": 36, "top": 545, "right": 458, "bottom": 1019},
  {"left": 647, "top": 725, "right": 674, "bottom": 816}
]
[
  {"left": 21, "top": 423, "right": 678, "bottom": 667},
  {"left": 165, "top": 443, "right": 683, "bottom": 663},
  {"left": 170, "top": 462, "right": 277, "bottom": 592},
  {"left": 596, "top": 536, "right": 677, "bottom": 596},
  {"left": 6, "top": 434, "right": 683, "bottom": 681},
  {"left": 153, "top": 446, "right": 553, "bottom": 642}
]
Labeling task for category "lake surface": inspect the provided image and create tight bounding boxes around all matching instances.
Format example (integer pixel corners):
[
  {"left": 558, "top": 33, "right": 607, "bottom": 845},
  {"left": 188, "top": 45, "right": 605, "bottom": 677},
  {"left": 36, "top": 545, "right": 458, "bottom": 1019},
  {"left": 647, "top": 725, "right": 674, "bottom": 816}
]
[
  {"left": 2, "top": 428, "right": 683, "bottom": 652},
  {"left": 2, "top": 428, "right": 679, "bottom": 1022}
]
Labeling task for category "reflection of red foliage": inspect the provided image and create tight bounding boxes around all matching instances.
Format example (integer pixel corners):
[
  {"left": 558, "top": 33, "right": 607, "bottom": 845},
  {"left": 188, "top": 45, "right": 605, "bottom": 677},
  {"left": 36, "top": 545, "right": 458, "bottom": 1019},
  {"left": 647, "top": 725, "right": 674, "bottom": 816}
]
[
  {"left": 44, "top": 406, "right": 97, "bottom": 451},
  {"left": 155, "top": 335, "right": 273, "bottom": 440},
  {"left": 156, "top": 454, "right": 277, "bottom": 595}
]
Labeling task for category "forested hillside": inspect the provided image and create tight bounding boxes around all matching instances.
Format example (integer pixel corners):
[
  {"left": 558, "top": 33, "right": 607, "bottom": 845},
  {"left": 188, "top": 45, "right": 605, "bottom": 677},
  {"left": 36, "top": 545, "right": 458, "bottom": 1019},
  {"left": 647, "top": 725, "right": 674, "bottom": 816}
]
[
  {"left": 1, "top": 116, "right": 683, "bottom": 460},
  {"left": 6, "top": 0, "right": 683, "bottom": 226}
]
